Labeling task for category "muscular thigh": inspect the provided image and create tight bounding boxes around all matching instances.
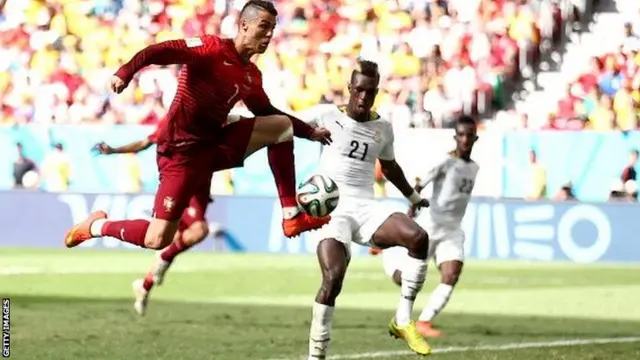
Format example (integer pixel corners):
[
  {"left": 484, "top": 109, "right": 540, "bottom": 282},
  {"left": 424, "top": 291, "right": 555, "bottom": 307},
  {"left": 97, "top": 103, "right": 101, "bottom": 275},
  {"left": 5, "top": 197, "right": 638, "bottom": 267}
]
[
  {"left": 310, "top": 198, "right": 358, "bottom": 248},
  {"left": 211, "top": 117, "right": 256, "bottom": 172},
  {"left": 154, "top": 150, "right": 212, "bottom": 222},
  {"left": 354, "top": 198, "right": 400, "bottom": 246}
]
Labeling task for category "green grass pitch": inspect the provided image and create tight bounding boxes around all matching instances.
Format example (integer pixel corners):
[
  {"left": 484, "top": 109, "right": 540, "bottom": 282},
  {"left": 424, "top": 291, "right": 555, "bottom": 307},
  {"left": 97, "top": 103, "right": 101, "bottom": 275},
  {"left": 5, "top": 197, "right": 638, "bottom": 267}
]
[{"left": 2, "top": 248, "right": 640, "bottom": 359}]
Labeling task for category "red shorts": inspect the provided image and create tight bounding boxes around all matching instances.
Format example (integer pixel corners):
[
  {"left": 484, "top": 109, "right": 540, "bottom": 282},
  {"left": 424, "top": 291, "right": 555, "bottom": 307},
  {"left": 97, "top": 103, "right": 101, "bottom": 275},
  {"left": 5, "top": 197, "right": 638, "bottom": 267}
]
[{"left": 153, "top": 118, "right": 255, "bottom": 221}]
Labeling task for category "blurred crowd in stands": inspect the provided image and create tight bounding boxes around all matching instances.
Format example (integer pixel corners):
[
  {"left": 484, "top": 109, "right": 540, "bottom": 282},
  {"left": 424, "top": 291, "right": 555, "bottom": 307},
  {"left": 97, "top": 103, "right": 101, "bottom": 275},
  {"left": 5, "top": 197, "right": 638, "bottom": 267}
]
[
  {"left": 546, "top": 1, "right": 640, "bottom": 130},
  {"left": 0, "top": 0, "right": 569, "bottom": 129}
]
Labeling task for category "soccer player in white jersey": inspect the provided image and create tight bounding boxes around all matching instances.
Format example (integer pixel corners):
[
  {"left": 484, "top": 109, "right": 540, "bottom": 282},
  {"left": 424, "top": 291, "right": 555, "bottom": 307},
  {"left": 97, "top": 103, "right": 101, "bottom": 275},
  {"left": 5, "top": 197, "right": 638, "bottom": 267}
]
[
  {"left": 379, "top": 115, "right": 479, "bottom": 338},
  {"left": 299, "top": 60, "right": 432, "bottom": 359}
]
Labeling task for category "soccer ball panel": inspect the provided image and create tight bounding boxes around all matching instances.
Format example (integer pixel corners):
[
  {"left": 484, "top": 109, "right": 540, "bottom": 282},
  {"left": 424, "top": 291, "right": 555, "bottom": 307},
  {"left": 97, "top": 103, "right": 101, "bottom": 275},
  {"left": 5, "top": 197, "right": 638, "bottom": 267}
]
[{"left": 297, "top": 175, "right": 340, "bottom": 218}]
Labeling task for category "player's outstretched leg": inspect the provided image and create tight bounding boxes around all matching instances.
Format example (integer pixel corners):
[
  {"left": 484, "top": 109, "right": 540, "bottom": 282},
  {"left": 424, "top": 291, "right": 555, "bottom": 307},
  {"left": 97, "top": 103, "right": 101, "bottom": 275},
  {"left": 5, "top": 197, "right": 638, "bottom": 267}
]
[
  {"left": 64, "top": 211, "right": 179, "bottom": 250},
  {"left": 65, "top": 158, "right": 198, "bottom": 251},
  {"left": 240, "top": 115, "right": 331, "bottom": 237},
  {"left": 307, "top": 238, "right": 349, "bottom": 360},
  {"left": 371, "top": 213, "right": 431, "bottom": 356},
  {"left": 415, "top": 260, "right": 463, "bottom": 337}
]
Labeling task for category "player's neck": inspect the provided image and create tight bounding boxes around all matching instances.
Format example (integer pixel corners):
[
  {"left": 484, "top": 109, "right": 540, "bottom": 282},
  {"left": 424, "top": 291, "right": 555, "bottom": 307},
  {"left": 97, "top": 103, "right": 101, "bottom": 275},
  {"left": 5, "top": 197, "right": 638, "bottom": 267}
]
[
  {"left": 233, "top": 38, "right": 255, "bottom": 63},
  {"left": 345, "top": 108, "right": 369, "bottom": 122},
  {"left": 456, "top": 150, "right": 472, "bottom": 162}
]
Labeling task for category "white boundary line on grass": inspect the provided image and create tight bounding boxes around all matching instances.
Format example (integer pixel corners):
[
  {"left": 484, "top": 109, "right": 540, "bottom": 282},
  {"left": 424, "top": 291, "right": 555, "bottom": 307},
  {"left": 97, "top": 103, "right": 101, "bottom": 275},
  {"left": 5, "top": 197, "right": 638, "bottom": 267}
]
[{"left": 266, "top": 337, "right": 640, "bottom": 360}]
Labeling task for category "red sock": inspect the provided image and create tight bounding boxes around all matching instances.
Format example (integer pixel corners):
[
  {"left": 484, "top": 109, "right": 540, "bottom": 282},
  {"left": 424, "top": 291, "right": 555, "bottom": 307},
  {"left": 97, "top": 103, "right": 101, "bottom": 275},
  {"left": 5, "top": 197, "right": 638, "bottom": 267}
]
[
  {"left": 159, "top": 237, "right": 187, "bottom": 262},
  {"left": 268, "top": 141, "right": 298, "bottom": 208},
  {"left": 143, "top": 273, "right": 154, "bottom": 291},
  {"left": 101, "top": 220, "right": 150, "bottom": 247}
]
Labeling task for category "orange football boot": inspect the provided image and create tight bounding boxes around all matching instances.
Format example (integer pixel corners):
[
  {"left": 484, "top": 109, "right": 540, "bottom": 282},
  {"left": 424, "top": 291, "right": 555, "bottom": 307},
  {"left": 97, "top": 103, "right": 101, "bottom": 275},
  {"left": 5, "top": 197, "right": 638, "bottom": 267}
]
[
  {"left": 283, "top": 212, "right": 330, "bottom": 238},
  {"left": 369, "top": 247, "right": 382, "bottom": 256},
  {"left": 416, "top": 320, "right": 444, "bottom": 338},
  {"left": 64, "top": 211, "right": 108, "bottom": 248}
]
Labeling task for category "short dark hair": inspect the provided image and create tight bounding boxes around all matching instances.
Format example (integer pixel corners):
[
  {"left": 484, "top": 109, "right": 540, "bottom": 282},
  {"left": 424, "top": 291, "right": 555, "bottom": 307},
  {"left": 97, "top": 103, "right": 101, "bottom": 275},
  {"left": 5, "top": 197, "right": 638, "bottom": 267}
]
[
  {"left": 240, "top": 0, "right": 278, "bottom": 18},
  {"left": 351, "top": 59, "right": 380, "bottom": 84},
  {"left": 456, "top": 115, "right": 477, "bottom": 127}
]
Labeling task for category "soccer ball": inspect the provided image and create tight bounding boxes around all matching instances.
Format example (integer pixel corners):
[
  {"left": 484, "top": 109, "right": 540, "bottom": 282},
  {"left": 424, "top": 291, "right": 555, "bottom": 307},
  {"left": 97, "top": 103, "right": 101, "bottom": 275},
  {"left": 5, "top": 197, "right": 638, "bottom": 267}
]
[{"left": 297, "top": 174, "right": 340, "bottom": 218}]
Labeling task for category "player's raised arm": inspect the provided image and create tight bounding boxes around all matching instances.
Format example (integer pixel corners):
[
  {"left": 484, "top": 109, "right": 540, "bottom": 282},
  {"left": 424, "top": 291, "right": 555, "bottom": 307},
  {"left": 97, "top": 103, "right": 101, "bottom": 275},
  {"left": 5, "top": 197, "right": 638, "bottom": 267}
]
[
  {"left": 112, "top": 36, "right": 220, "bottom": 93},
  {"left": 244, "top": 82, "right": 332, "bottom": 144}
]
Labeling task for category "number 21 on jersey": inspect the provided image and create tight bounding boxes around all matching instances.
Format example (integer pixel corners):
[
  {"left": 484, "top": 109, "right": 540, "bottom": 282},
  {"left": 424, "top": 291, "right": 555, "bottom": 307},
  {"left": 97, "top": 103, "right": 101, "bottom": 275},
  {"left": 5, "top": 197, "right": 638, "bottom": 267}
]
[{"left": 347, "top": 140, "right": 369, "bottom": 161}]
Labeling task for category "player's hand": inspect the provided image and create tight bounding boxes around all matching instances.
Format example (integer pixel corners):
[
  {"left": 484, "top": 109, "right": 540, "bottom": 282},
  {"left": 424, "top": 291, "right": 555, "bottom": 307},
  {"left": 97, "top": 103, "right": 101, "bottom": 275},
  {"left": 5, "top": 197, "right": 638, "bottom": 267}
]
[
  {"left": 310, "top": 127, "right": 332, "bottom": 145},
  {"left": 93, "top": 142, "right": 114, "bottom": 155},
  {"left": 110, "top": 75, "right": 128, "bottom": 94}
]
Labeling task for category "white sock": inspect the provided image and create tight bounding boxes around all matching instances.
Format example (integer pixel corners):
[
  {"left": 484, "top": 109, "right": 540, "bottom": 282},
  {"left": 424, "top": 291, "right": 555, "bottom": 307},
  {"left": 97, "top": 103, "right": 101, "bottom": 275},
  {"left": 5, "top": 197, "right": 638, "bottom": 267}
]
[
  {"left": 395, "top": 256, "right": 427, "bottom": 326},
  {"left": 419, "top": 283, "right": 454, "bottom": 322},
  {"left": 90, "top": 219, "right": 107, "bottom": 237},
  {"left": 283, "top": 206, "right": 300, "bottom": 219},
  {"left": 308, "top": 302, "right": 334, "bottom": 359}
]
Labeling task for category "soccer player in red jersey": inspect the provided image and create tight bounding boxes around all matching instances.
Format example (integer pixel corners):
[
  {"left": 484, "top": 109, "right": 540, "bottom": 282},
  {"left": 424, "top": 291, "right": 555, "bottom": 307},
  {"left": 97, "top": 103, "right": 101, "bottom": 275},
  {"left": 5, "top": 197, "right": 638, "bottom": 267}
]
[
  {"left": 64, "top": 1, "right": 332, "bottom": 252},
  {"left": 94, "top": 122, "right": 212, "bottom": 315}
]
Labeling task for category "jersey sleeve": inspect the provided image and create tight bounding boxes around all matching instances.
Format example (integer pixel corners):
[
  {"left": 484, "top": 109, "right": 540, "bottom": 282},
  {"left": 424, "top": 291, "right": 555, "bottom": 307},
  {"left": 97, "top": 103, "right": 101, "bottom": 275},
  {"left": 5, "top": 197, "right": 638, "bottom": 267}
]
[
  {"left": 420, "top": 156, "right": 449, "bottom": 187},
  {"left": 295, "top": 105, "right": 334, "bottom": 127},
  {"left": 377, "top": 122, "right": 395, "bottom": 161},
  {"left": 115, "top": 35, "right": 221, "bottom": 82},
  {"left": 147, "top": 128, "right": 159, "bottom": 144}
]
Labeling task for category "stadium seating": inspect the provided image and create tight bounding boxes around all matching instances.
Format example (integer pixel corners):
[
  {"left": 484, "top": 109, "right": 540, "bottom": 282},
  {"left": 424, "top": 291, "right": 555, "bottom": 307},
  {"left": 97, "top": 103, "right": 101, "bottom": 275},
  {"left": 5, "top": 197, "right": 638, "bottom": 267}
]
[{"left": 0, "top": 0, "right": 557, "bottom": 128}]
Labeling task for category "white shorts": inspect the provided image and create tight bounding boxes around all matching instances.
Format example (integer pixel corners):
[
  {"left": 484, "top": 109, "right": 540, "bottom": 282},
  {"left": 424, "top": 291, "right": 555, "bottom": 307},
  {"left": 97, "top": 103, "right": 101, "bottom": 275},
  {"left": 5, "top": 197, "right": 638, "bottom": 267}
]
[
  {"left": 381, "top": 212, "right": 465, "bottom": 278},
  {"left": 415, "top": 211, "right": 465, "bottom": 266},
  {"left": 309, "top": 196, "right": 399, "bottom": 251}
]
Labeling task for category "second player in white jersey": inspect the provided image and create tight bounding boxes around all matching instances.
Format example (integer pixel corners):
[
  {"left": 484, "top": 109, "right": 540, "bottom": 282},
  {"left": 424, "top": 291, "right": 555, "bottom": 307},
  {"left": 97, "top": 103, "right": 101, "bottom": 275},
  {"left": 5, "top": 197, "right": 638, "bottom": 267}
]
[{"left": 381, "top": 115, "right": 479, "bottom": 338}]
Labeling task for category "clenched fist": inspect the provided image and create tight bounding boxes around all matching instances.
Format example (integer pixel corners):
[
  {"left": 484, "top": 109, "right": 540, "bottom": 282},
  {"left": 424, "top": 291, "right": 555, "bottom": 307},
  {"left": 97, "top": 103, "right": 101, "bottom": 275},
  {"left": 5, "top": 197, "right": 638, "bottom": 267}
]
[{"left": 110, "top": 75, "right": 128, "bottom": 94}]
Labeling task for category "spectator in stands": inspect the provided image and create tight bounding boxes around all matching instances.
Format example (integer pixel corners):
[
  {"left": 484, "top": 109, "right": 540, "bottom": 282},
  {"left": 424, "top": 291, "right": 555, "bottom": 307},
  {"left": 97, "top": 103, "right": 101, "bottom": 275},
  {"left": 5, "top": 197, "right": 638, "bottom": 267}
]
[
  {"left": 608, "top": 180, "right": 627, "bottom": 202},
  {"left": 40, "top": 143, "right": 71, "bottom": 192},
  {"left": 624, "top": 180, "right": 638, "bottom": 202},
  {"left": 554, "top": 182, "right": 576, "bottom": 201},
  {"left": 525, "top": 149, "right": 547, "bottom": 200},
  {"left": 12, "top": 143, "right": 37, "bottom": 189},
  {"left": 621, "top": 149, "right": 638, "bottom": 182}
]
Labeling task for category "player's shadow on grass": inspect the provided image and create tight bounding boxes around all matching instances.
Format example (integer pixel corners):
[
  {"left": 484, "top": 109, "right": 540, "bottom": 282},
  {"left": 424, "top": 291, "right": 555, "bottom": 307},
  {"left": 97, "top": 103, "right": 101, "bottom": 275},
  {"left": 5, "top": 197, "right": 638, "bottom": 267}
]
[{"left": 7, "top": 294, "right": 640, "bottom": 360}]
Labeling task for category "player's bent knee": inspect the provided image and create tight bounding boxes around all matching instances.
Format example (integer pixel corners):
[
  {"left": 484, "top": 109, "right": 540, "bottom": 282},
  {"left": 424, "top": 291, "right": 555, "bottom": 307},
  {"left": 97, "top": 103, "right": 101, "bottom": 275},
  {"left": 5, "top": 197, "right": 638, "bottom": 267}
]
[
  {"left": 405, "top": 226, "right": 429, "bottom": 259},
  {"left": 189, "top": 221, "right": 210, "bottom": 243},
  {"left": 144, "top": 218, "right": 179, "bottom": 249},
  {"left": 441, "top": 272, "right": 460, "bottom": 286}
]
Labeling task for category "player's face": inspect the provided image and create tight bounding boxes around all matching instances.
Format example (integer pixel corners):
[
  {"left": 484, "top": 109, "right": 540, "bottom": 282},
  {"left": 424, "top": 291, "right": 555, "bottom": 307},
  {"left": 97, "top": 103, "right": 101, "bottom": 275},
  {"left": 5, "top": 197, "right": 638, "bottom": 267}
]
[
  {"left": 348, "top": 74, "right": 378, "bottom": 115},
  {"left": 243, "top": 11, "right": 276, "bottom": 54},
  {"left": 454, "top": 123, "right": 478, "bottom": 154}
]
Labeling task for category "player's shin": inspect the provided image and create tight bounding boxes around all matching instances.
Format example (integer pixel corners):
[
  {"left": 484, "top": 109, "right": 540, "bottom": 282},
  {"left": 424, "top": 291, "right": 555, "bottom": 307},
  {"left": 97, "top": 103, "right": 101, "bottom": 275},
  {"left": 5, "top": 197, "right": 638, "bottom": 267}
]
[
  {"left": 419, "top": 261, "right": 461, "bottom": 322},
  {"left": 395, "top": 255, "right": 427, "bottom": 326},
  {"left": 418, "top": 283, "right": 453, "bottom": 322},
  {"left": 267, "top": 124, "right": 299, "bottom": 219},
  {"left": 91, "top": 219, "right": 149, "bottom": 247},
  {"left": 308, "top": 302, "right": 334, "bottom": 360}
]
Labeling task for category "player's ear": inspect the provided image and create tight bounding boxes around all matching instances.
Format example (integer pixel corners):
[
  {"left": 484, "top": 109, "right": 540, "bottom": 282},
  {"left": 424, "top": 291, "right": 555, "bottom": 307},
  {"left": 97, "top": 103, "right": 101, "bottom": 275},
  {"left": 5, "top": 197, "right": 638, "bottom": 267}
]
[{"left": 239, "top": 18, "right": 248, "bottom": 32}]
